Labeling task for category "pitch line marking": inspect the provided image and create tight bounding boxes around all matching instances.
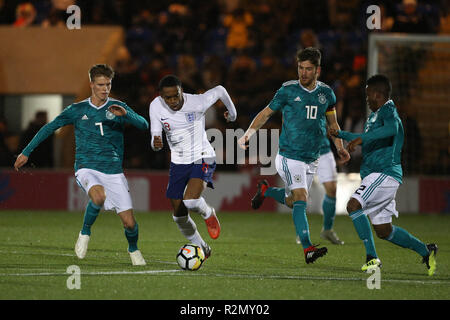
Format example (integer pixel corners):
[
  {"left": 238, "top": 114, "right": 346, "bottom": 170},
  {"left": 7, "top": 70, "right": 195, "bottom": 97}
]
[
  {"left": 0, "top": 269, "right": 448, "bottom": 286},
  {"left": 0, "top": 269, "right": 181, "bottom": 277}
]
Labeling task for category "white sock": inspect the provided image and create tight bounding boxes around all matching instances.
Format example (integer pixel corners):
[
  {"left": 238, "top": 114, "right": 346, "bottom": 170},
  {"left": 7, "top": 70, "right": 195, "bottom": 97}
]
[
  {"left": 183, "top": 197, "right": 213, "bottom": 220},
  {"left": 173, "top": 215, "right": 206, "bottom": 247}
]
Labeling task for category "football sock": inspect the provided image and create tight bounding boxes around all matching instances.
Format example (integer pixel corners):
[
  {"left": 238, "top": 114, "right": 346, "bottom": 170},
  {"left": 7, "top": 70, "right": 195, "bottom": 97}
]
[
  {"left": 81, "top": 201, "right": 101, "bottom": 236},
  {"left": 183, "top": 198, "right": 213, "bottom": 220},
  {"left": 385, "top": 225, "right": 429, "bottom": 257},
  {"left": 292, "top": 201, "right": 312, "bottom": 249},
  {"left": 322, "top": 195, "right": 336, "bottom": 230},
  {"left": 264, "top": 187, "right": 286, "bottom": 205},
  {"left": 349, "top": 209, "right": 378, "bottom": 258},
  {"left": 124, "top": 223, "right": 139, "bottom": 253},
  {"left": 173, "top": 215, "right": 207, "bottom": 248}
]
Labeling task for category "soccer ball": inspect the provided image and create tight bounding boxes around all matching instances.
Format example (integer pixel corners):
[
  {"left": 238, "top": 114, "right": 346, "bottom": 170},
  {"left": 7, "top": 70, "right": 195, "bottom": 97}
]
[{"left": 176, "top": 244, "right": 205, "bottom": 271}]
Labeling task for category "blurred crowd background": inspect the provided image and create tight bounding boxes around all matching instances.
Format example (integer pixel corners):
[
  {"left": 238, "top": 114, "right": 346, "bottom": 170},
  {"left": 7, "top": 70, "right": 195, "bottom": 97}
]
[{"left": 0, "top": 0, "right": 448, "bottom": 174}]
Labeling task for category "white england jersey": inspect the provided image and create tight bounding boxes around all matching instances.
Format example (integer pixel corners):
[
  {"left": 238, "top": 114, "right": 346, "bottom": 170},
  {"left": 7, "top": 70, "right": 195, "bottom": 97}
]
[{"left": 149, "top": 85, "right": 237, "bottom": 164}]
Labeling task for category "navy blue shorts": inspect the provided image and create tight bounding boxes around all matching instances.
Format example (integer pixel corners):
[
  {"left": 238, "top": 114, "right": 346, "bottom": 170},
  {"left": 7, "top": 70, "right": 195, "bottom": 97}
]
[{"left": 166, "top": 160, "right": 216, "bottom": 199}]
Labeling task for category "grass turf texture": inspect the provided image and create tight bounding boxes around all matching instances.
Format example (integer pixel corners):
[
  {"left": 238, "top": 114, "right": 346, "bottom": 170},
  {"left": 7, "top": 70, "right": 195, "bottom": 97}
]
[{"left": 0, "top": 210, "right": 449, "bottom": 300}]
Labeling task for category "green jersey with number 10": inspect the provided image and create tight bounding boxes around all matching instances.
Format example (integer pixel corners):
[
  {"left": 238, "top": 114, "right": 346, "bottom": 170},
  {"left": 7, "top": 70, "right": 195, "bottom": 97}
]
[{"left": 268, "top": 80, "right": 336, "bottom": 163}]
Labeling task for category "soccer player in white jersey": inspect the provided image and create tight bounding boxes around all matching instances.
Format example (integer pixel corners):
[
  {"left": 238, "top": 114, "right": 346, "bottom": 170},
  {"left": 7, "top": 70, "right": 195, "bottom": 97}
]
[
  {"left": 14, "top": 64, "right": 149, "bottom": 266},
  {"left": 149, "top": 75, "right": 237, "bottom": 258}
]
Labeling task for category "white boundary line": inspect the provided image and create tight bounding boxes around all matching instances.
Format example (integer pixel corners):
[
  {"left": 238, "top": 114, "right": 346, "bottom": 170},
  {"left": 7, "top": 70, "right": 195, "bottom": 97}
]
[
  {"left": 0, "top": 269, "right": 448, "bottom": 285},
  {"left": 0, "top": 270, "right": 181, "bottom": 277}
]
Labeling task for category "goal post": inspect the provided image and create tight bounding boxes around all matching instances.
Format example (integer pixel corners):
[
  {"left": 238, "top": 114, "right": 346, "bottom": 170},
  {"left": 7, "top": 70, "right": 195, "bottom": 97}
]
[{"left": 368, "top": 33, "right": 450, "bottom": 176}]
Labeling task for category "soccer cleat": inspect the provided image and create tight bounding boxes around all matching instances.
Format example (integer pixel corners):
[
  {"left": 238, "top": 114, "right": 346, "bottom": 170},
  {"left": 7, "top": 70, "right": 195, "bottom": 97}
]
[
  {"left": 201, "top": 243, "right": 211, "bottom": 260},
  {"left": 75, "top": 232, "right": 90, "bottom": 259},
  {"left": 296, "top": 235, "right": 301, "bottom": 244},
  {"left": 251, "top": 180, "right": 269, "bottom": 210},
  {"left": 361, "top": 258, "right": 382, "bottom": 272},
  {"left": 304, "top": 245, "right": 328, "bottom": 264},
  {"left": 422, "top": 243, "right": 438, "bottom": 276},
  {"left": 204, "top": 208, "right": 221, "bottom": 239},
  {"left": 129, "top": 249, "right": 146, "bottom": 266},
  {"left": 320, "top": 229, "right": 344, "bottom": 245}
]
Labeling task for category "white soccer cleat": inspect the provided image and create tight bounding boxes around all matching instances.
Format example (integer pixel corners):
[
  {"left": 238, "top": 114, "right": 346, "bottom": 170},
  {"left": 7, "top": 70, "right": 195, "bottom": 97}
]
[
  {"left": 75, "top": 232, "right": 90, "bottom": 259},
  {"left": 129, "top": 250, "right": 146, "bottom": 266}
]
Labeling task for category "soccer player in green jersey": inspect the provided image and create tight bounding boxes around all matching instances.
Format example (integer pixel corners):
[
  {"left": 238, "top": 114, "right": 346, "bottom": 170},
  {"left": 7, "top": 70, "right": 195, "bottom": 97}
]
[
  {"left": 329, "top": 74, "right": 437, "bottom": 275},
  {"left": 238, "top": 47, "right": 350, "bottom": 264},
  {"left": 14, "top": 64, "right": 149, "bottom": 266}
]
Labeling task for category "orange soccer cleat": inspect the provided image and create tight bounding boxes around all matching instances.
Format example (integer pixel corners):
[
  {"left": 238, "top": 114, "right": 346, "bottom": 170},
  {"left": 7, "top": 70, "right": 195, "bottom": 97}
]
[{"left": 205, "top": 208, "right": 221, "bottom": 239}]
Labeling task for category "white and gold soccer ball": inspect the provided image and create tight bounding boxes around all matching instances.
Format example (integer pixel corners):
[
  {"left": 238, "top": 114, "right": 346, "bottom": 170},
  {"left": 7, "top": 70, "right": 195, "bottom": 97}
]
[{"left": 176, "top": 244, "right": 205, "bottom": 271}]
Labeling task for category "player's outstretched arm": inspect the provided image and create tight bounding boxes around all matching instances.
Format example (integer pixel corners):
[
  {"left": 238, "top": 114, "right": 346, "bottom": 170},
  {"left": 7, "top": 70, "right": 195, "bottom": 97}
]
[
  {"left": 14, "top": 153, "right": 28, "bottom": 171},
  {"left": 110, "top": 104, "right": 149, "bottom": 130},
  {"left": 238, "top": 106, "right": 274, "bottom": 150}
]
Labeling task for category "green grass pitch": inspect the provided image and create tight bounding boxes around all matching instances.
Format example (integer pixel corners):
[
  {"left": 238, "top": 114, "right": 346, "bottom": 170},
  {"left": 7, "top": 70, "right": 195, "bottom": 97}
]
[{"left": 0, "top": 210, "right": 449, "bottom": 300}]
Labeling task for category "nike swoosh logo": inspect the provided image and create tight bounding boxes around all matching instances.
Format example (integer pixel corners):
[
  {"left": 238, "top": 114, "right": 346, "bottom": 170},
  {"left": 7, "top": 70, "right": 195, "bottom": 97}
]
[{"left": 161, "top": 118, "right": 169, "bottom": 121}]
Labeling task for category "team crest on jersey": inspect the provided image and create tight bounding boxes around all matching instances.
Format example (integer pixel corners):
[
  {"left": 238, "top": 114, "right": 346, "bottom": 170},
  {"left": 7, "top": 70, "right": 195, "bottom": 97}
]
[
  {"left": 185, "top": 112, "right": 196, "bottom": 123},
  {"left": 317, "top": 93, "right": 327, "bottom": 105},
  {"left": 294, "top": 174, "right": 301, "bottom": 183},
  {"left": 105, "top": 110, "right": 116, "bottom": 120}
]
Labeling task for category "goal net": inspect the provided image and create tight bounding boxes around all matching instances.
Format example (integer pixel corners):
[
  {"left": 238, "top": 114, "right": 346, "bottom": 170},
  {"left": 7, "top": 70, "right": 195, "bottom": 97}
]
[{"left": 368, "top": 34, "right": 450, "bottom": 177}]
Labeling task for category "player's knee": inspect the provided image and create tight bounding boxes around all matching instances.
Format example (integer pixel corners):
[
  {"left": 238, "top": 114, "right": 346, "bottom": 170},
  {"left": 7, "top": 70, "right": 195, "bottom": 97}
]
[
  {"left": 89, "top": 186, "right": 106, "bottom": 206},
  {"left": 183, "top": 198, "right": 201, "bottom": 211},
  {"left": 346, "top": 198, "right": 362, "bottom": 214},
  {"left": 291, "top": 189, "right": 307, "bottom": 203}
]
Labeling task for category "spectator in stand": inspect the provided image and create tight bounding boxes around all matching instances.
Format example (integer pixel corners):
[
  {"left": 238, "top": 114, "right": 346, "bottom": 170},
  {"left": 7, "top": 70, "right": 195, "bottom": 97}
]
[
  {"left": 391, "top": 0, "right": 434, "bottom": 34},
  {"left": 13, "top": 2, "right": 36, "bottom": 27},
  {"left": 176, "top": 54, "right": 203, "bottom": 93},
  {"left": 223, "top": 8, "right": 254, "bottom": 53},
  {"left": 18, "top": 111, "right": 54, "bottom": 168}
]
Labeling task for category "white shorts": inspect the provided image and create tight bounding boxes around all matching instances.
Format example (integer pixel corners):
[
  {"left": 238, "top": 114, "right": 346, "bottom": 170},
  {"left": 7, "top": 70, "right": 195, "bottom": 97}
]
[
  {"left": 351, "top": 173, "right": 400, "bottom": 225},
  {"left": 75, "top": 168, "right": 133, "bottom": 214},
  {"left": 316, "top": 151, "right": 337, "bottom": 184},
  {"left": 275, "top": 153, "right": 318, "bottom": 197}
]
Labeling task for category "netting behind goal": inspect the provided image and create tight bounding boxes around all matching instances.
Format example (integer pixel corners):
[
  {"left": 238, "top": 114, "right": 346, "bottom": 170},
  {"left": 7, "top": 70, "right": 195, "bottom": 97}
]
[{"left": 368, "top": 34, "right": 450, "bottom": 176}]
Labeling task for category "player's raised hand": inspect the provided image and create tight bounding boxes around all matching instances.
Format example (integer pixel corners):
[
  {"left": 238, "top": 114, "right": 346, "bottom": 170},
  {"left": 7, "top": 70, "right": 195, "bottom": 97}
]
[
  {"left": 14, "top": 153, "right": 28, "bottom": 171},
  {"left": 108, "top": 104, "right": 127, "bottom": 116},
  {"left": 153, "top": 136, "right": 163, "bottom": 149},
  {"left": 347, "top": 137, "right": 362, "bottom": 153}
]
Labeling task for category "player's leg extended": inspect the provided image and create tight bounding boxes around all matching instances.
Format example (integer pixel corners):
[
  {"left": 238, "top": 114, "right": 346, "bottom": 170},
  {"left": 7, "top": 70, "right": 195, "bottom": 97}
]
[
  {"left": 118, "top": 209, "right": 146, "bottom": 265},
  {"left": 75, "top": 185, "right": 104, "bottom": 259},
  {"left": 82, "top": 185, "right": 105, "bottom": 235},
  {"left": 171, "top": 199, "right": 211, "bottom": 258},
  {"left": 184, "top": 177, "right": 220, "bottom": 239},
  {"left": 291, "top": 188, "right": 312, "bottom": 249},
  {"left": 373, "top": 222, "right": 437, "bottom": 276},
  {"left": 347, "top": 198, "right": 379, "bottom": 270}
]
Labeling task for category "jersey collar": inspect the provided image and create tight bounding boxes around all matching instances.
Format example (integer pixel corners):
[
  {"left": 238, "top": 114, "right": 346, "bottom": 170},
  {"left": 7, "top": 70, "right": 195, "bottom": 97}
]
[
  {"left": 88, "top": 97, "right": 110, "bottom": 109},
  {"left": 298, "top": 80, "right": 319, "bottom": 93}
]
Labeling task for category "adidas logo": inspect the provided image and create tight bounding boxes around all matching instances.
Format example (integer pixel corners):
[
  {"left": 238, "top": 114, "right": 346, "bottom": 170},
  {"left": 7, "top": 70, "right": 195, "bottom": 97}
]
[
  {"left": 294, "top": 96, "right": 301, "bottom": 102},
  {"left": 306, "top": 252, "right": 314, "bottom": 259},
  {"left": 82, "top": 115, "right": 89, "bottom": 120}
]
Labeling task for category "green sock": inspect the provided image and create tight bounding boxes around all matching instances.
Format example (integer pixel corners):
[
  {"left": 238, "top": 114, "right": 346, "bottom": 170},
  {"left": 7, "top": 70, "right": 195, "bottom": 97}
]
[
  {"left": 265, "top": 187, "right": 286, "bottom": 205},
  {"left": 322, "top": 195, "right": 336, "bottom": 230},
  {"left": 386, "top": 225, "right": 429, "bottom": 257},
  {"left": 349, "top": 209, "right": 378, "bottom": 259},
  {"left": 124, "top": 223, "right": 139, "bottom": 253},
  {"left": 81, "top": 201, "right": 101, "bottom": 236},
  {"left": 292, "top": 200, "right": 312, "bottom": 249}
]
